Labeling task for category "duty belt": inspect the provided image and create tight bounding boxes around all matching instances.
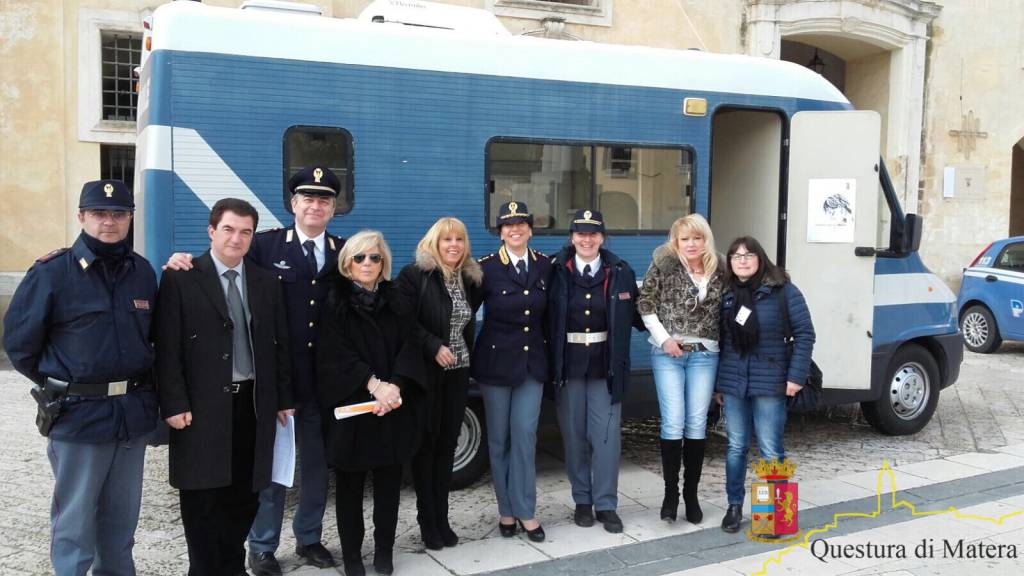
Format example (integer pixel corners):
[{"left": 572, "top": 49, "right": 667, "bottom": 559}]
[
  {"left": 567, "top": 331, "right": 608, "bottom": 344},
  {"left": 46, "top": 377, "right": 139, "bottom": 397}
]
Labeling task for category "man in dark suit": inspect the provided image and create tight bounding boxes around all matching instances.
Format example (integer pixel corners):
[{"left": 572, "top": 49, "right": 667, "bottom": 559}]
[
  {"left": 155, "top": 198, "right": 293, "bottom": 576},
  {"left": 163, "top": 167, "right": 345, "bottom": 574}
]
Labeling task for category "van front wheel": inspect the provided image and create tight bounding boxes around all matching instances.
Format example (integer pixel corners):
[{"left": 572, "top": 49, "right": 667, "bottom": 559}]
[
  {"left": 450, "top": 399, "right": 488, "bottom": 490},
  {"left": 862, "top": 343, "right": 940, "bottom": 436}
]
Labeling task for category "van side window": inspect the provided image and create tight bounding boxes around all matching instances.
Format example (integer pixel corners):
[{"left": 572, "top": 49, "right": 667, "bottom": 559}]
[
  {"left": 486, "top": 139, "right": 693, "bottom": 233},
  {"left": 283, "top": 126, "right": 354, "bottom": 215}
]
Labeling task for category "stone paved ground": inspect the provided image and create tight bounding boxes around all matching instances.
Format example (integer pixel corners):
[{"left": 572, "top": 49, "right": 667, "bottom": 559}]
[{"left": 0, "top": 343, "right": 1022, "bottom": 575}]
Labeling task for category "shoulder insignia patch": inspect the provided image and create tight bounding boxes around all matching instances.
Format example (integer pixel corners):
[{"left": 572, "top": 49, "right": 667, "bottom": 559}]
[
  {"left": 257, "top": 227, "right": 282, "bottom": 236},
  {"left": 478, "top": 253, "right": 496, "bottom": 262},
  {"left": 530, "top": 248, "right": 546, "bottom": 260},
  {"left": 36, "top": 248, "right": 69, "bottom": 263}
]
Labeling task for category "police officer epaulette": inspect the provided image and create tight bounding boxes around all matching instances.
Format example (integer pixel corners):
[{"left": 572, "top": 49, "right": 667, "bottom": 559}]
[
  {"left": 36, "top": 247, "right": 69, "bottom": 263},
  {"left": 529, "top": 248, "right": 547, "bottom": 260},
  {"left": 256, "top": 227, "right": 284, "bottom": 236},
  {"left": 478, "top": 253, "right": 496, "bottom": 262}
]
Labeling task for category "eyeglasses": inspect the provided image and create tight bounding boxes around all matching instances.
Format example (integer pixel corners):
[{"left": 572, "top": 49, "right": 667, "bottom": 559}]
[
  {"left": 352, "top": 253, "right": 383, "bottom": 264},
  {"left": 730, "top": 253, "right": 757, "bottom": 262},
  {"left": 85, "top": 209, "right": 131, "bottom": 221}
]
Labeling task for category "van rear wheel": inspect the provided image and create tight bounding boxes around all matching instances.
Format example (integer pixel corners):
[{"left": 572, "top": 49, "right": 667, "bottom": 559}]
[
  {"left": 450, "top": 399, "right": 488, "bottom": 490},
  {"left": 960, "top": 305, "right": 1001, "bottom": 353},
  {"left": 862, "top": 343, "right": 940, "bottom": 436}
]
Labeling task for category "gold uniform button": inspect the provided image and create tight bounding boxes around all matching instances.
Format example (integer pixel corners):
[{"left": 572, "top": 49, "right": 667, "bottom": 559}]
[
  {"left": 311, "top": 279, "right": 316, "bottom": 286},
  {"left": 307, "top": 342, "right": 314, "bottom": 348},
  {"left": 523, "top": 345, "right": 529, "bottom": 351},
  {"left": 586, "top": 293, "right": 592, "bottom": 300},
  {"left": 309, "top": 299, "right": 316, "bottom": 306},
  {"left": 309, "top": 321, "right": 315, "bottom": 328},
  {"left": 585, "top": 328, "right": 591, "bottom": 333},
  {"left": 524, "top": 310, "right": 531, "bottom": 316},
  {"left": 585, "top": 342, "right": 590, "bottom": 347},
  {"left": 524, "top": 326, "right": 530, "bottom": 332},
  {"left": 585, "top": 310, "right": 591, "bottom": 316},
  {"left": 523, "top": 290, "right": 530, "bottom": 295},
  {"left": 277, "top": 275, "right": 283, "bottom": 280}
]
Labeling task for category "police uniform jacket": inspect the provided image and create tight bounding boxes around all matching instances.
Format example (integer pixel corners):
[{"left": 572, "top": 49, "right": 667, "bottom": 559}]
[
  {"left": 548, "top": 246, "right": 644, "bottom": 404},
  {"left": 3, "top": 234, "right": 159, "bottom": 443},
  {"left": 471, "top": 245, "right": 551, "bottom": 387},
  {"left": 248, "top": 225, "right": 343, "bottom": 404},
  {"left": 315, "top": 277, "right": 426, "bottom": 471},
  {"left": 154, "top": 252, "right": 293, "bottom": 491}
]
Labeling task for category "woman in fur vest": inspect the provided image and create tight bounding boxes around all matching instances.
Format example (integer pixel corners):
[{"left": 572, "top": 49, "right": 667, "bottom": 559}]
[
  {"left": 637, "top": 214, "right": 723, "bottom": 525},
  {"left": 392, "top": 217, "right": 483, "bottom": 551}
]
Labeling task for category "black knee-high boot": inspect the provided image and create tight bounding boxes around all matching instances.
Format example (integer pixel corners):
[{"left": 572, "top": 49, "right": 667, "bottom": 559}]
[
  {"left": 659, "top": 439, "right": 683, "bottom": 521},
  {"left": 682, "top": 438, "right": 706, "bottom": 524}
]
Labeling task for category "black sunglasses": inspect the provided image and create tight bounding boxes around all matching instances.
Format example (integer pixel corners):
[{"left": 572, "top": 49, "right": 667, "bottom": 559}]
[{"left": 353, "top": 253, "right": 383, "bottom": 264}]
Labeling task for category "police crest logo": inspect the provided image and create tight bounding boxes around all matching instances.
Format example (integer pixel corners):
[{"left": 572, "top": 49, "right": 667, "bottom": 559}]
[
  {"left": 583, "top": 210, "right": 592, "bottom": 220},
  {"left": 103, "top": 183, "right": 114, "bottom": 198},
  {"left": 313, "top": 167, "right": 323, "bottom": 183},
  {"left": 509, "top": 201, "right": 518, "bottom": 214},
  {"left": 749, "top": 458, "right": 801, "bottom": 542}
]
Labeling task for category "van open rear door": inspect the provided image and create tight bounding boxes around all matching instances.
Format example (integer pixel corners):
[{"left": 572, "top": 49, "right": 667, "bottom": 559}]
[{"left": 786, "top": 111, "right": 880, "bottom": 392}]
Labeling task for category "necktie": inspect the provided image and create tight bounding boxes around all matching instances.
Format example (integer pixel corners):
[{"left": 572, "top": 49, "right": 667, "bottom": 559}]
[
  {"left": 303, "top": 239, "right": 319, "bottom": 273},
  {"left": 222, "top": 270, "right": 254, "bottom": 379},
  {"left": 515, "top": 260, "right": 527, "bottom": 278},
  {"left": 583, "top": 264, "right": 592, "bottom": 278}
]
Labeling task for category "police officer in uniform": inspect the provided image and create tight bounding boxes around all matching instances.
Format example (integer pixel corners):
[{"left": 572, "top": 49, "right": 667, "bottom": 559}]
[
  {"left": 547, "top": 210, "right": 642, "bottom": 534},
  {"left": 164, "top": 166, "right": 344, "bottom": 574},
  {"left": 472, "top": 201, "right": 551, "bottom": 543},
  {"left": 3, "top": 180, "right": 158, "bottom": 576}
]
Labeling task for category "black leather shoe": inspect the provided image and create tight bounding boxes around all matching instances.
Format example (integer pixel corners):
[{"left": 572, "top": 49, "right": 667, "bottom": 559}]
[
  {"left": 518, "top": 519, "right": 545, "bottom": 542},
  {"left": 498, "top": 520, "right": 517, "bottom": 537},
  {"left": 343, "top": 560, "right": 367, "bottom": 576},
  {"left": 721, "top": 504, "right": 743, "bottom": 533},
  {"left": 595, "top": 510, "right": 624, "bottom": 534},
  {"left": 296, "top": 542, "right": 336, "bottom": 568},
  {"left": 439, "top": 523, "right": 459, "bottom": 547},
  {"left": 373, "top": 547, "right": 394, "bottom": 575},
  {"left": 574, "top": 504, "right": 594, "bottom": 527},
  {"left": 247, "top": 551, "right": 282, "bottom": 576},
  {"left": 420, "top": 524, "right": 444, "bottom": 551}
]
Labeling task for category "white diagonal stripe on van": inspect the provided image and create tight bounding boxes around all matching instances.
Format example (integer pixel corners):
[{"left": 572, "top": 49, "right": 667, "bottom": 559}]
[
  {"left": 171, "top": 127, "right": 282, "bottom": 230},
  {"left": 875, "top": 273, "right": 956, "bottom": 307},
  {"left": 965, "top": 268, "right": 1024, "bottom": 285}
]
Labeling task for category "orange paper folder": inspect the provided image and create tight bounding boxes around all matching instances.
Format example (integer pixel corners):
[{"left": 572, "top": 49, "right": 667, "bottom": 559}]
[{"left": 333, "top": 399, "right": 401, "bottom": 420}]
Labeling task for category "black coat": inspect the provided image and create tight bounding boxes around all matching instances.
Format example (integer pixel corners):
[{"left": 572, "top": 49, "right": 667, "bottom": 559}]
[
  {"left": 155, "top": 252, "right": 292, "bottom": 491},
  {"left": 471, "top": 246, "right": 552, "bottom": 387},
  {"left": 548, "top": 247, "right": 644, "bottom": 404},
  {"left": 315, "top": 277, "right": 427, "bottom": 471}
]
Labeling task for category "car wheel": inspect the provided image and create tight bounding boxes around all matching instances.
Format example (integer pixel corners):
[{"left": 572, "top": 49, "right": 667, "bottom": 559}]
[
  {"left": 862, "top": 343, "right": 940, "bottom": 436},
  {"left": 450, "top": 399, "right": 488, "bottom": 490},
  {"left": 960, "top": 304, "right": 1002, "bottom": 354}
]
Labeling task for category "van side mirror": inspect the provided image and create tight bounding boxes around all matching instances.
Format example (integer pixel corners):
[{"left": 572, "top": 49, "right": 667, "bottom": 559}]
[{"left": 902, "top": 213, "right": 922, "bottom": 253}]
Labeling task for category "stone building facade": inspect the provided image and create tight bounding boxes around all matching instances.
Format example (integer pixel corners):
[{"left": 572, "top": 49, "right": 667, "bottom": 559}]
[{"left": 2, "top": 0, "right": 1022, "bottom": 329}]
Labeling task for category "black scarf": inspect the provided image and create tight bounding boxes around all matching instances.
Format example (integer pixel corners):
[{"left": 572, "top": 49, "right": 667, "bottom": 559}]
[
  {"left": 729, "top": 278, "right": 760, "bottom": 356},
  {"left": 80, "top": 232, "right": 130, "bottom": 288},
  {"left": 349, "top": 281, "right": 381, "bottom": 312}
]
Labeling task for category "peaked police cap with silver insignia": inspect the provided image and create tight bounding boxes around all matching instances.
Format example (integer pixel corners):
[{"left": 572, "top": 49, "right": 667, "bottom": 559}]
[
  {"left": 79, "top": 179, "right": 134, "bottom": 211},
  {"left": 288, "top": 165, "right": 341, "bottom": 198}
]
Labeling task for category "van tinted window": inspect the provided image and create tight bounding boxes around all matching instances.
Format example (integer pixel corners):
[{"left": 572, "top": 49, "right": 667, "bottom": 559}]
[
  {"left": 283, "top": 126, "right": 354, "bottom": 215},
  {"left": 487, "top": 139, "right": 693, "bottom": 233}
]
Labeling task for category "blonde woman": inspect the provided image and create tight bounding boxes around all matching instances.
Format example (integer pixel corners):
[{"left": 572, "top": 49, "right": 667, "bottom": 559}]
[
  {"left": 315, "top": 230, "right": 425, "bottom": 576},
  {"left": 637, "top": 214, "right": 722, "bottom": 525},
  {"left": 393, "top": 217, "right": 483, "bottom": 550}
]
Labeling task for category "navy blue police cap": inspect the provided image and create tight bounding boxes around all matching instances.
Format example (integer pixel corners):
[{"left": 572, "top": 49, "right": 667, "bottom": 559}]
[
  {"left": 569, "top": 209, "right": 605, "bottom": 234},
  {"left": 496, "top": 200, "right": 533, "bottom": 228},
  {"left": 79, "top": 179, "right": 134, "bottom": 211},
  {"left": 288, "top": 166, "right": 341, "bottom": 198}
]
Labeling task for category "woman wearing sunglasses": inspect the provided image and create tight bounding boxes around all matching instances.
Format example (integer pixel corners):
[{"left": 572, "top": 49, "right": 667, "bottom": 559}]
[
  {"left": 392, "top": 217, "right": 483, "bottom": 551},
  {"left": 472, "top": 201, "right": 552, "bottom": 542},
  {"left": 315, "top": 230, "right": 425, "bottom": 576},
  {"left": 716, "top": 236, "right": 815, "bottom": 534},
  {"left": 637, "top": 213, "right": 722, "bottom": 525}
]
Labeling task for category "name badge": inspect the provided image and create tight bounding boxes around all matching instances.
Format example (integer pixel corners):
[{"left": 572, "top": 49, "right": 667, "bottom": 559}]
[
  {"left": 617, "top": 292, "right": 632, "bottom": 300},
  {"left": 735, "top": 305, "right": 752, "bottom": 326},
  {"left": 133, "top": 299, "right": 151, "bottom": 311}
]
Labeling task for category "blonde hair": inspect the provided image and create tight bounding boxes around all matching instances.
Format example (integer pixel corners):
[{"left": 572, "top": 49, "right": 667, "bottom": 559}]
[
  {"left": 417, "top": 217, "right": 471, "bottom": 280},
  {"left": 338, "top": 230, "right": 392, "bottom": 281},
  {"left": 666, "top": 214, "right": 718, "bottom": 277}
]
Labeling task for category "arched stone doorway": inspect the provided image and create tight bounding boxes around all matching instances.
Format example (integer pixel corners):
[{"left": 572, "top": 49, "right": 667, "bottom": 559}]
[
  {"left": 745, "top": 0, "right": 940, "bottom": 213},
  {"left": 1011, "top": 137, "right": 1024, "bottom": 237}
]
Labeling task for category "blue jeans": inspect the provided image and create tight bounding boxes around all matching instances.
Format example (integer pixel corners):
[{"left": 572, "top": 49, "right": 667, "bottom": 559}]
[
  {"left": 48, "top": 434, "right": 149, "bottom": 576},
  {"left": 723, "top": 394, "right": 787, "bottom": 505},
  {"left": 651, "top": 346, "right": 718, "bottom": 440}
]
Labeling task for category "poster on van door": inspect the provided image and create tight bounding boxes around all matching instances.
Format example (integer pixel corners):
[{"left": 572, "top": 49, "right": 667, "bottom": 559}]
[{"left": 807, "top": 178, "right": 856, "bottom": 243}]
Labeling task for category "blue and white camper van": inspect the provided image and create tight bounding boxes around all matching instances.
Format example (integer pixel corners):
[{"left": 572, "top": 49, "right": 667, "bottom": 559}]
[{"left": 136, "top": 0, "right": 962, "bottom": 485}]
